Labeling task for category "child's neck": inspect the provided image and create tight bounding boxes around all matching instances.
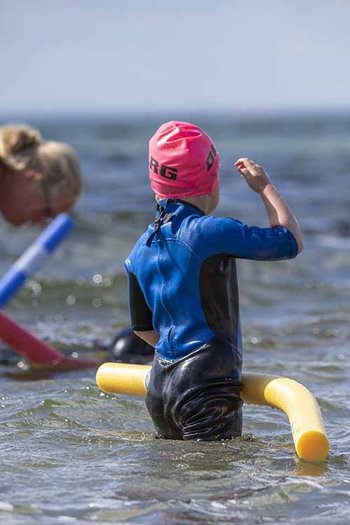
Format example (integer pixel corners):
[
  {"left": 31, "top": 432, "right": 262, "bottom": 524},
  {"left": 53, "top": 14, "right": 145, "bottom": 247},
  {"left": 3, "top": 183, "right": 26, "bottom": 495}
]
[
  {"left": 181, "top": 196, "right": 214, "bottom": 215},
  {"left": 183, "top": 189, "right": 219, "bottom": 215},
  {"left": 156, "top": 192, "right": 219, "bottom": 215},
  {"left": 156, "top": 189, "right": 219, "bottom": 216}
]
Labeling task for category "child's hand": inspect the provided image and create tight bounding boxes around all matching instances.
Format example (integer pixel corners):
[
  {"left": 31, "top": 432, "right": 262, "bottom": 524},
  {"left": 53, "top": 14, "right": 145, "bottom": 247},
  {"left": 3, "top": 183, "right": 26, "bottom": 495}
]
[{"left": 235, "top": 158, "right": 271, "bottom": 193}]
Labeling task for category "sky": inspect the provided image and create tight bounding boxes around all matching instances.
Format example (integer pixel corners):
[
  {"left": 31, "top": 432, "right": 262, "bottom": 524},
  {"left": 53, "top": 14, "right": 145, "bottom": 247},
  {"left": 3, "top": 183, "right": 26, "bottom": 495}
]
[{"left": 1, "top": 0, "right": 350, "bottom": 115}]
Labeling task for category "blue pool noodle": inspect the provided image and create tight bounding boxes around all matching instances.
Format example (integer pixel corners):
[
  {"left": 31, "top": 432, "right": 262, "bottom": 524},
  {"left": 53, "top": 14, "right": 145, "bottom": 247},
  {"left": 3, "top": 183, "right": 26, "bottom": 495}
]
[{"left": 0, "top": 213, "right": 74, "bottom": 307}]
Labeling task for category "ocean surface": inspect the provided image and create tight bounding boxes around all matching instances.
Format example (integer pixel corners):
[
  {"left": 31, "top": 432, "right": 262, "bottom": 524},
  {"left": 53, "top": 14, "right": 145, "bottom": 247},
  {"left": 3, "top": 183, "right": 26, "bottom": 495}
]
[{"left": 0, "top": 112, "right": 349, "bottom": 524}]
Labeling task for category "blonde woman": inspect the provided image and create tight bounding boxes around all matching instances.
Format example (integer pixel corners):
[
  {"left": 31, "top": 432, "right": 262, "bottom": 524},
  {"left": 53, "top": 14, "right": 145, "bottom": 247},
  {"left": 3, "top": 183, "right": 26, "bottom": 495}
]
[{"left": 0, "top": 124, "right": 82, "bottom": 225}]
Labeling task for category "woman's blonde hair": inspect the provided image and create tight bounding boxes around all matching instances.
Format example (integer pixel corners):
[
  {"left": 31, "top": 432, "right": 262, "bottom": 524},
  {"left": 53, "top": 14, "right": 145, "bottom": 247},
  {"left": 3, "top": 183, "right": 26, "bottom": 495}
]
[{"left": 0, "top": 124, "right": 82, "bottom": 202}]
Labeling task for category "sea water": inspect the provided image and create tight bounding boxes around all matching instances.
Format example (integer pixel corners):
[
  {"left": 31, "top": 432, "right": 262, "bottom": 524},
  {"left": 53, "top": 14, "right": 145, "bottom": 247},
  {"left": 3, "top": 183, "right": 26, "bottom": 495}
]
[{"left": 0, "top": 113, "right": 349, "bottom": 524}]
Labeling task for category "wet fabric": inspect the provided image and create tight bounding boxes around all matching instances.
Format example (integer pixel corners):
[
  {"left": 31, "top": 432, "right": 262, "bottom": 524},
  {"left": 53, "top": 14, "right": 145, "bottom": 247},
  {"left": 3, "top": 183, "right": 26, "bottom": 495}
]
[
  {"left": 125, "top": 198, "right": 298, "bottom": 440},
  {"left": 125, "top": 199, "right": 298, "bottom": 361},
  {"left": 146, "top": 337, "right": 243, "bottom": 440}
]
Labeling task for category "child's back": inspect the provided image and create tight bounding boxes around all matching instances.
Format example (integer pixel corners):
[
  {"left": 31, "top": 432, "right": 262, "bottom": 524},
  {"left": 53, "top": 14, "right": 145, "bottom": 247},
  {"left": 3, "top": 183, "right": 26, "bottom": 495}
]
[{"left": 125, "top": 121, "right": 303, "bottom": 441}]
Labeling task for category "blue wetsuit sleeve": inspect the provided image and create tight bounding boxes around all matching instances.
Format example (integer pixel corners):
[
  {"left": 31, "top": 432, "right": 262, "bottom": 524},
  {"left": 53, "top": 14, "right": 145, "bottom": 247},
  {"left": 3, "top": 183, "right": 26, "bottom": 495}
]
[{"left": 200, "top": 217, "right": 298, "bottom": 261}]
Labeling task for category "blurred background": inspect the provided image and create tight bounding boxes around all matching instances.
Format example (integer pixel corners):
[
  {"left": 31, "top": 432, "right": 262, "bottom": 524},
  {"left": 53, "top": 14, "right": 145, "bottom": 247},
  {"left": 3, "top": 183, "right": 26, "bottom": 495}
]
[
  {"left": 0, "top": 0, "right": 349, "bottom": 360},
  {"left": 0, "top": 2, "right": 349, "bottom": 523},
  {"left": 2, "top": 0, "right": 350, "bottom": 115}
]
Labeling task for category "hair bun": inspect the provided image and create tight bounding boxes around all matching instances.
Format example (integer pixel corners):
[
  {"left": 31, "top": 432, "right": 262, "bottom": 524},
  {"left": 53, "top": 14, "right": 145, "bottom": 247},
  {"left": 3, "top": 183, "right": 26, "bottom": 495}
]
[
  {"left": 0, "top": 124, "right": 42, "bottom": 170},
  {"left": 4, "top": 125, "right": 42, "bottom": 154}
]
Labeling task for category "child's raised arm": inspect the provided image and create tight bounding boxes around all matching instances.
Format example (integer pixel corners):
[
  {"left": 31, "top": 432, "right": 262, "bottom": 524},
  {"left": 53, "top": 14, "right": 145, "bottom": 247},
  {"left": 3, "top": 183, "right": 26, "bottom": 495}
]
[{"left": 235, "top": 158, "right": 303, "bottom": 254}]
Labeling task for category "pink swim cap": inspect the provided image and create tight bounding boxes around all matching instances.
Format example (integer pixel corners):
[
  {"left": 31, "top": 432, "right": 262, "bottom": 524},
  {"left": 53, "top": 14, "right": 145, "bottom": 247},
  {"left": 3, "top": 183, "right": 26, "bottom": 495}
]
[{"left": 149, "top": 121, "right": 220, "bottom": 198}]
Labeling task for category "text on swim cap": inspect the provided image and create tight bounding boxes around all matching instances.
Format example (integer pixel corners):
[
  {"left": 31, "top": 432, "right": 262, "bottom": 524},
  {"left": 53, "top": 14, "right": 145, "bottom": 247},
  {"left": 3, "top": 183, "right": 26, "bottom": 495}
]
[
  {"left": 150, "top": 157, "right": 178, "bottom": 180},
  {"left": 206, "top": 144, "right": 217, "bottom": 171}
]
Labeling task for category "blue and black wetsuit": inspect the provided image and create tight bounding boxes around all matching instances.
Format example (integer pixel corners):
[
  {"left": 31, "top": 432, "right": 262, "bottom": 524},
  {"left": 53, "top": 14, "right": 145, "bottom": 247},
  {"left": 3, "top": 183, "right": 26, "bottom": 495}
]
[{"left": 125, "top": 199, "right": 298, "bottom": 440}]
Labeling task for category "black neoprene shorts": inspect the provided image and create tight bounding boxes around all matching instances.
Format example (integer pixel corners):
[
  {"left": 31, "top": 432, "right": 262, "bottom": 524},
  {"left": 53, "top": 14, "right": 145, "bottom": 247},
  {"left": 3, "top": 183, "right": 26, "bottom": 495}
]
[{"left": 145, "top": 336, "right": 242, "bottom": 441}]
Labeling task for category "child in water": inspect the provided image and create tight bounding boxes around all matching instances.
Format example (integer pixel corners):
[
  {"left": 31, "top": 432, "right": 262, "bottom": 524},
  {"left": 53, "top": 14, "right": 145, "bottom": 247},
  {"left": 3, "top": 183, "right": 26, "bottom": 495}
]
[{"left": 125, "top": 121, "right": 303, "bottom": 440}]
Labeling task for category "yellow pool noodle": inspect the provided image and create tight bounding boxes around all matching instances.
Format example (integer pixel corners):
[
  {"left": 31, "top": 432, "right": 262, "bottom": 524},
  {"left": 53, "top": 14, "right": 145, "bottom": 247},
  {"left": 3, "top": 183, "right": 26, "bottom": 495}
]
[{"left": 96, "top": 362, "right": 329, "bottom": 462}]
